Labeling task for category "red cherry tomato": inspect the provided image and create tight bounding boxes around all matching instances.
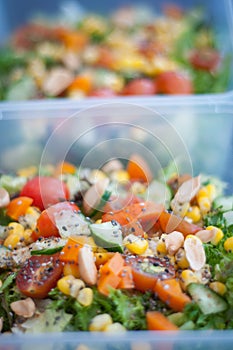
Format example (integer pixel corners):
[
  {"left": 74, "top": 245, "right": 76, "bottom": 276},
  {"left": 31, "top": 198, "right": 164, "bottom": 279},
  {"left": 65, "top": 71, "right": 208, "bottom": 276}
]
[
  {"left": 35, "top": 201, "right": 80, "bottom": 239},
  {"left": 123, "top": 78, "right": 157, "bottom": 96},
  {"left": 125, "top": 256, "right": 175, "bottom": 292},
  {"left": 16, "top": 253, "right": 63, "bottom": 298},
  {"left": 20, "top": 176, "right": 70, "bottom": 210},
  {"left": 189, "top": 48, "right": 221, "bottom": 71},
  {"left": 89, "top": 88, "right": 117, "bottom": 97},
  {"left": 156, "top": 71, "right": 193, "bottom": 95}
]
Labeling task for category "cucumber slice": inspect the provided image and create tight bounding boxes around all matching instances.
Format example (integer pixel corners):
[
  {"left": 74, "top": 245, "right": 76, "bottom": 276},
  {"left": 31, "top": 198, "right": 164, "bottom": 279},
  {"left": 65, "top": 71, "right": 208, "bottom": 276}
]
[
  {"left": 90, "top": 221, "right": 123, "bottom": 253},
  {"left": 89, "top": 188, "right": 112, "bottom": 219},
  {"left": 31, "top": 246, "right": 63, "bottom": 256},
  {"left": 187, "top": 283, "right": 228, "bottom": 315},
  {"left": 223, "top": 211, "right": 233, "bottom": 227},
  {"left": 213, "top": 196, "right": 233, "bottom": 211},
  {"left": 167, "top": 312, "right": 186, "bottom": 327},
  {"left": 145, "top": 180, "right": 172, "bottom": 209}
]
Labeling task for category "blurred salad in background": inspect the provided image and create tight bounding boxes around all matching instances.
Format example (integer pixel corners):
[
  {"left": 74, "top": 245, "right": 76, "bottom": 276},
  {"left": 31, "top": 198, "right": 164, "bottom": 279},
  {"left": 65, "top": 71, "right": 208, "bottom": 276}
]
[{"left": 0, "top": 3, "right": 231, "bottom": 100}]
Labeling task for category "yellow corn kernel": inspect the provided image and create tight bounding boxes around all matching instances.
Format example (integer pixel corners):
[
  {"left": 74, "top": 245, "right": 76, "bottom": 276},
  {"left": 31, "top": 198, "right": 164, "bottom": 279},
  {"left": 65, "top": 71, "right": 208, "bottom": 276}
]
[
  {"left": 186, "top": 206, "right": 201, "bottom": 223},
  {"left": 4, "top": 233, "right": 21, "bottom": 249},
  {"left": 89, "top": 314, "right": 113, "bottom": 332},
  {"left": 57, "top": 275, "right": 75, "bottom": 296},
  {"left": 113, "top": 55, "right": 146, "bottom": 72},
  {"left": 180, "top": 269, "right": 199, "bottom": 291},
  {"left": 206, "top": 226, "right": 224, "bottom": 245},
  {"left": 224, "top": 237, "right": 233, "bottom": 253},
  {"left": 197, "top": 196, "right": 211, "bottom": 215},
  {"left": 123, "top": 234, "right": 148, "bottom": 255},
  {"left": 156, "top": 234, "right": 168, "bottom": 255},
  {"left": 95, "top": 219, "right": 102, "bottom": 224},
  {"left": 130, "top": 182, "right": 147, "bottom": 196},
  {"left": 77, "top": 287, "right": 93, "bottom": 306},
  {"left": 104, "top": 322, "right": 126, "bottom": 332},
  {"left": 89, "top": 170, "right": 107, "bottom": 184},
  {"left": 110, "top": 170, "right": 130, "bottom": 183},
  {"left": 175, "top": 248, "right": 190, "bottom": 269},
  {"left": 209, "top": 281, "right": 226, "bottom": 296},
  {"left": 7, "top": 222, "right": 25, "bottom": 236},
  {"left": 23, "top": 229, "right": 33, "bottom": 243},
  {"left": 205, "top": 184, "right": 217, "bottom": 202},
  {"left": 25, "top": 206, "right": 41, "bottom": 217},
  {"left": 63, "top": 263, "right": 80, "bottom": 278},
  {"left": 197, "top": 187, "right": 208, "bottom": 199},
  {"left": 17, "top": 166, "right": 37, "bottom": 177}
]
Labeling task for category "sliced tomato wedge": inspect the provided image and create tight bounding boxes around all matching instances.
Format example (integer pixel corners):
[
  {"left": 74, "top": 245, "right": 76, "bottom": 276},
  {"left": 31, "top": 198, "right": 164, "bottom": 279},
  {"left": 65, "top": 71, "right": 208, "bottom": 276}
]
[
  {"left": 16, "top": 253, "right": 63, "bottom": 298},
  {"left": 159, "top": 211, "right": 201, "bottom": 236},
  {"left": 35, "top": 201, "right": 80, "bottom": 239},
  {"left": 102, "top": 201, "right": 164, "bottom": 232},
  {"left": 189, "top": 48, "right": 221, "bottom": 71},
  {"left": 156, "top": 71, "right": 193, "bottom": 95},
  {"left": 123, "top": 78, "right": 157, "bottom": 96},
  {"left": 20, "top": 176, "right": 70, "bottom": 211},
  {"left": 125, "top": 256, "right": 175, "bottom": 292}
]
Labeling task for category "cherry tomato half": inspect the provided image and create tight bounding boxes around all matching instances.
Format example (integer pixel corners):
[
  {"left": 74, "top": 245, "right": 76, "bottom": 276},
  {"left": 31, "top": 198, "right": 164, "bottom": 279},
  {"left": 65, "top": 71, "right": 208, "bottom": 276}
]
[
  {"left": 156, "top": 71, "right": 193, "bottom": 95},
  {"left": 123, "top": 78, "right": 157, "bottom": 96},
  {"left": 35, "top": 201, "right": 80, "bottom": 239},
  {"left": 16, "top": 253, "right": 63, "bottom": 298},
  {"left": 189, "top": 48, "right": 221, "bottom": 71},
  {"left": 20, "top": 176, "right": 70, "bottom": 211},
  {"left": 125, "top": 256, "right": 175, "bottom": 292}
]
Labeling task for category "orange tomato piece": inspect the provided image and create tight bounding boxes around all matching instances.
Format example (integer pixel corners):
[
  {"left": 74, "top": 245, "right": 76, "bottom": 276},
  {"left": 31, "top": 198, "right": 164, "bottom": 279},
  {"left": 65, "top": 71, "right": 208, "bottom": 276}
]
[
  {"left": 67, "top": 75, "right": 92, "bottom": 93},
  {"left": 55, "top": 161, "right": 76, "bottom": 175},
  {"left": 117, "top": 265, "right": 134, "bottom": 290},
  {"left": 6, "top": 196, "right": 33, "bottom": 220},
  {"left": 146, "top": 311, "right": 178, "bottom": 331},
  {"left": 97, "top": 272, "right": 121, "bottom": 296},
  {"left": 100, "top": 252, "right": 125, "bottom": 276},
  {"left": 159, "top": 211, "right": 201, "bottom": 236},
  {"left": 60, "top": 237, "right": 82, "bottom": 264},
  {"left": 154, "top": 278, "right": 191, "bottom": 312},
  {"left": 127, "top": 154, "right": 153, "bottom": 183}
]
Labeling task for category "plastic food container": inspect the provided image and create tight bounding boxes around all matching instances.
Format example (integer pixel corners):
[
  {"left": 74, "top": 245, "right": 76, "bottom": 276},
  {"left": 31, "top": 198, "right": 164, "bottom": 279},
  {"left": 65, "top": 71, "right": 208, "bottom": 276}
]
[
  {"left": 0, "top": 0, "right": 233, "bottom": 100},
  {"left": 0, "top": 99, "right": 233, "bottom": 348}
]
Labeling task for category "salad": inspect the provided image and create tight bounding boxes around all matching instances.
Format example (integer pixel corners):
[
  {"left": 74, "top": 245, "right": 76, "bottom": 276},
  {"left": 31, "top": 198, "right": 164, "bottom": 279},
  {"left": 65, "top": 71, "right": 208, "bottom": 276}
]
[
  {"left": 0, "top": 4, "right": 230, "bottom": 100},
  {"left": 0, "top": 154, "right": 233, "bottom": 334}
]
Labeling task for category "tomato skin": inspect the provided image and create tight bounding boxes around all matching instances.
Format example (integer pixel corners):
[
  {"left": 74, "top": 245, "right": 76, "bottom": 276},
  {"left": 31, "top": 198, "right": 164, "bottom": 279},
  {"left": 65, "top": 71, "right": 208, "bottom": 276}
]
[
  {"left": 16, "top": 253, "right": 63, "bottom": 298},
  {"left": 89, "top": 88, "right": 117, "bottom": 97},
  {"left": 35, "top": 201, "right": 80, "bottom": 239},
  {"left": 159, "top": 211, "right": 201, "bottom": 236},
  {"left": 156, "top": 71, "right": 193, "bottom": 95},
  {"left": 123, "top": 78, "right": 157, "bottom": 96},
  {"left": 20, "top": 176, "right": 70, "bottom": 210},
  {"left": 125, "top": 256, "right": 175, "bottom": 292},
  {"left": 189, "top": 48, "right": 221, "bottom": 71}
]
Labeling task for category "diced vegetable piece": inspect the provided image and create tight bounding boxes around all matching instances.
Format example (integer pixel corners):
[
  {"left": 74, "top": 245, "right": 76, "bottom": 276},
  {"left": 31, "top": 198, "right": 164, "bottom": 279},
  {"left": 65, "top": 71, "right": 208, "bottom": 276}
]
[
  {"left": 100, "top": 252, "right": 125, "bottom": 276},
  {"left": 154, "top": 278, "right": 191, "bottom": 312},
  {"left": 6, "top": 196, "right": 33, "bottom": 220},
  {"left": 97, "top": 272, "right": 121, "bottom": 296},
  {"left": 90, "top": 221, "right": 123, "bottom": 253},
  {"left": 146, "top": 311, "right": 178, "bottom": 331},
  {"left": 159, "top": 211, "right": 201, "bottom": 236},
  {"left": 60, "top": 237, "right": 82, "bottom": 264},
  {"left": 187, "top": 283, "right": 228, "bottom": 315},
  {"left": 127, "top": 154, "right": 153, "bottom": 183}
]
